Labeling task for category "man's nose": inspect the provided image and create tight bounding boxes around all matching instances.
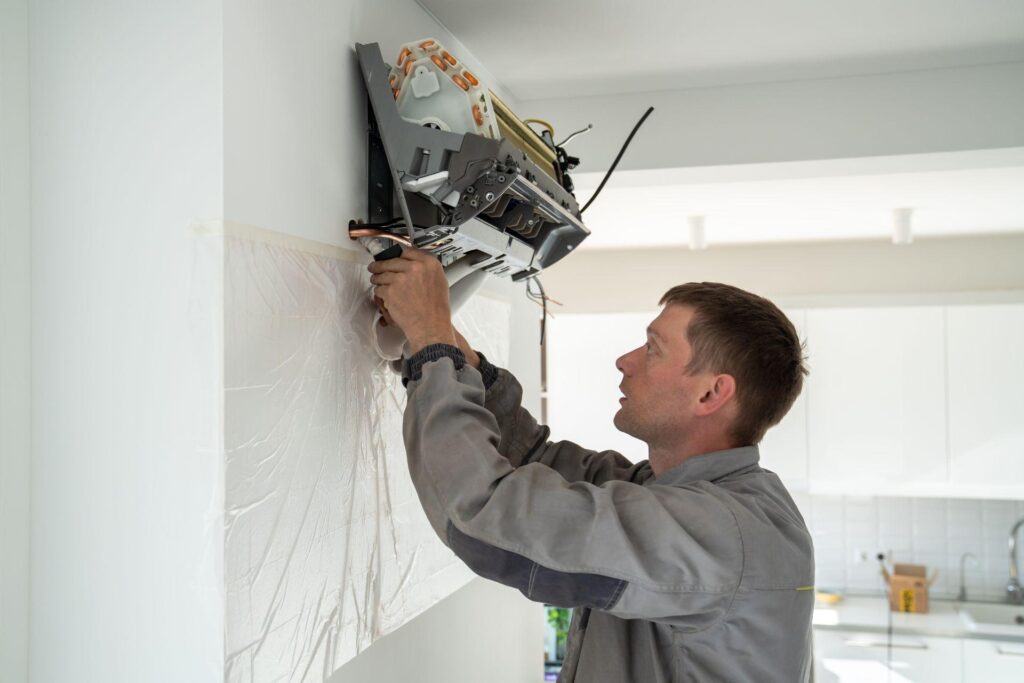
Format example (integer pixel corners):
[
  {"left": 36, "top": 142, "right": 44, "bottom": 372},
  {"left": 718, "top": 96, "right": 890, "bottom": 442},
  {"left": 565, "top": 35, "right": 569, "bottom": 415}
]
[{"left": 616, "top": 348, "right": 635, "bottom": 374}]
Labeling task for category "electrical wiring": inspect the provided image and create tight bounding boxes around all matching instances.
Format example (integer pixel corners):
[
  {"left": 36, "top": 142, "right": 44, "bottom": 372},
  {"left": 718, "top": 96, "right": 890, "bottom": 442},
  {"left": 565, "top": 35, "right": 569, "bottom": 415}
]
[
  {"left": 556, "top": 123, "right": 593, "bottom": 148},
  {"left": 525, "top": 276, "right": 561, "bottom": 346},
  {"left": 523, "top": 118, "right": 555, "bottom": 138},
  {"left": 580, "top": 106, "right": 654, "bottom": 213}
]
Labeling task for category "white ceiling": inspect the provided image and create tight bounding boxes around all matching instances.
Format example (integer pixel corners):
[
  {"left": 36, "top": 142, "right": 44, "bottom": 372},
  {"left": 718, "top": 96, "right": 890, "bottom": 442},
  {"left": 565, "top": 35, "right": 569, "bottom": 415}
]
[
  {"left": 572, "top": 159, "right": 1024, "bottom": 249},
  {"left": 417, "top": 0, "right": 1024, "bottom": 99},
  {"left": 416, "top": 0, "right": 1024, "bottom": 247}
]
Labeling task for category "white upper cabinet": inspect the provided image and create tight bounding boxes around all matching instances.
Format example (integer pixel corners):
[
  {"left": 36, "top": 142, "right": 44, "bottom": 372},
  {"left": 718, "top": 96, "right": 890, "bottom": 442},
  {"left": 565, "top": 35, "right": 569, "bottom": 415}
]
[
  {"left": 759, "top": 309, "right": 809, "bottom": 491},
  {"left": 806, "top": 307, "right": 948, "bottom": 494},
  {"left": 946, "top": 304, "right": 1024, "bottom": 497},
  {"left": 546, "top": 301, "right": 1024, "bottom": 498}
]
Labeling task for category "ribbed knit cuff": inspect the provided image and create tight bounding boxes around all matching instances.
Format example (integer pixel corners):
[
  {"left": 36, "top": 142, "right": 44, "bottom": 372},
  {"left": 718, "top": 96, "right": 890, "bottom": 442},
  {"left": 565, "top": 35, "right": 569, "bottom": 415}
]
[
  {"left": 476, "top": 351, "right": 500, "bottom": 390},
  {"left": 403, "top": 343, "right": 466, "bottom": 387}
]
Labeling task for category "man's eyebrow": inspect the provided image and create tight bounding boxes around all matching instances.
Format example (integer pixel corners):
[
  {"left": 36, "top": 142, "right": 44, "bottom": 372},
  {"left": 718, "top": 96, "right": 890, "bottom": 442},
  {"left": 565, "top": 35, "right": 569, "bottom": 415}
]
[{"left": 646, "top": 326, "right": 665, "bottom": 343}]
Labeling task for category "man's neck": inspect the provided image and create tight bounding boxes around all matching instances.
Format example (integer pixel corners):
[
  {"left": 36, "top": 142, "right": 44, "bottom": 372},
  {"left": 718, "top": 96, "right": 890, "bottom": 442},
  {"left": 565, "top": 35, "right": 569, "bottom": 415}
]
[{"left": 648, "top": 434, "right": 739, "bottom": 477}]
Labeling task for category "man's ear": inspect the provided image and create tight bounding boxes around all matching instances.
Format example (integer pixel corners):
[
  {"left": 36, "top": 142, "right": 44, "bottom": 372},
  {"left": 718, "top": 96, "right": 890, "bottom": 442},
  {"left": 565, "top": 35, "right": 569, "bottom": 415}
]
[{"left": 695, "top": 374, "right": 736, "bottom": 417}]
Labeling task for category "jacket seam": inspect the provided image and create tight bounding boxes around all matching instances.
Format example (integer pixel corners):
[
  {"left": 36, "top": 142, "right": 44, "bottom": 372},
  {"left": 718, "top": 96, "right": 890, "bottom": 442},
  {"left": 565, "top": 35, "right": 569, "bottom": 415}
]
[
  {"left": 527, "top": 562, "right": 539, "bottom": 597},
  {"left": 603, "top": 577, "right": 628, "bottom": 610},
  {"left": 676, "top": 501, "right": 746, "bottom": 636},
  {"left": 519, "top": 426, "right": 550, "bottom": 465},
  {"left": 712, "top": 502, "right": 746, "bottom": 630}
]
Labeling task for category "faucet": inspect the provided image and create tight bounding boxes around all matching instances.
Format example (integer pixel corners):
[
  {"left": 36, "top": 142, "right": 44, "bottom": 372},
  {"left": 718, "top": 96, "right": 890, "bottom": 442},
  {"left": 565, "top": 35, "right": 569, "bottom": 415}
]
[
  {"left": 1009, "top": 516, "right": 1024, "bottom": 605},
  {"left": 958, "top": 552, "right": 977, "bottom": 602}
]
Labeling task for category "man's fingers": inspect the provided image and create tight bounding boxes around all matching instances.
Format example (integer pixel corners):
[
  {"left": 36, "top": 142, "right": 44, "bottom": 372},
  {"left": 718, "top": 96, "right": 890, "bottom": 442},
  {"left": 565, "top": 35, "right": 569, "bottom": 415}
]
[
  {"left": 367, "top": 258, "right": 413, "bottom": 274},
  {"left": 399, "top": 246, "right": 428, "bottom": 261},
  {"left": 369, "top": 272, "right": 397, "bottom": 286}
]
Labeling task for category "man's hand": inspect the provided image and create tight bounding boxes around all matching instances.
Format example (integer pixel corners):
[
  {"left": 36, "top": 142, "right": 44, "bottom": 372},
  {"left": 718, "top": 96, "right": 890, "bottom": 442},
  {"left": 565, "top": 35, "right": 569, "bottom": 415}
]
[
  {"left": 368, "top": 248, "right": 456, "bottom": 353},
  {"left": 453, "top": 328, "right": 480, "bottom": 369}
]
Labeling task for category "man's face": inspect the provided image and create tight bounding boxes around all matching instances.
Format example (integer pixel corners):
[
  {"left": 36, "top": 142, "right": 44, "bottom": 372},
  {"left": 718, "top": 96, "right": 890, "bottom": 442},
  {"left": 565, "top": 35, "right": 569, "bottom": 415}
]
[{"left": 613, "top": 305, "right": 708, "bottom": 447}]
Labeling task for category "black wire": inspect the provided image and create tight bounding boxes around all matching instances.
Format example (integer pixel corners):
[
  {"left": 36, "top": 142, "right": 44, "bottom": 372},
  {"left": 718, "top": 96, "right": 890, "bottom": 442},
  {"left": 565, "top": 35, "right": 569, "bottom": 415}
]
[
  {"left": 526, "top": 276, "right": 549, "bottom": 346},
  {"left": 886, "top": 603, "right": 893, "bottom": 683},
  {"left": 878, "top": 553, "right": 893, "bottom": 683},
  {"left": 350, "top": 217, "right": 403, "bottom": 228},
  {"left": 579, "top": 106, "right": 654, "bottom": 214}
]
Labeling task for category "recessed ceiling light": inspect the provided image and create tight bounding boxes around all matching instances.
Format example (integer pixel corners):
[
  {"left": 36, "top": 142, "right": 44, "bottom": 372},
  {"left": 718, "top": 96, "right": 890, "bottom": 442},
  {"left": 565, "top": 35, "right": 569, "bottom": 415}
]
[
  {"left": 893, "top": 207, "right": 914, "bottom": 245},
  {"left": 688, "top": 215, "right": 707, "bottom": 250}
]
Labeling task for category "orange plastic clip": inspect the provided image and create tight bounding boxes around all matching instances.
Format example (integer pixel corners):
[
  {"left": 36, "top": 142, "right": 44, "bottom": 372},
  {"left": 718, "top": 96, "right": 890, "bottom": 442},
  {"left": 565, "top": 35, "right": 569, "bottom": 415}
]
[
  {"left": 472, "top": 104, "right": 484, "bottom": 126},
  {"left": 403, "top": 59, "right": 415, "bottom": 76},
  {"left": 430, "top": 54, "right": 447, "bottom": 71},
  {"left": 419, "top": 39, "right": 436, "bottom": 49},
  {"left": 442, "top": 51, "right": 457, "bottom": 66},
  {"left": 392, "top": 87, "right": 400, "bottom": 99},
  {"left": 389, "top": 74, "right": 397, "bottom": 87},
  {"left": 452, "top": 74, "right": 469, "bottom": 91},
  {"left": 462, "top": 70, "right": 479, "bottom": 87},
  {"left": 397, "top": 48, "right": 412, "bottom": 66}
]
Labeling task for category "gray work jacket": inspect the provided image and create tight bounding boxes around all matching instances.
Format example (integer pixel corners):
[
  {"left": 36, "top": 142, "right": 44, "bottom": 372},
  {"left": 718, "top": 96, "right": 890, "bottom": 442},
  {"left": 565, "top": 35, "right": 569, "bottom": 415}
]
[{"left": 403, "top": 347, "right": 814, "bottom": 682}]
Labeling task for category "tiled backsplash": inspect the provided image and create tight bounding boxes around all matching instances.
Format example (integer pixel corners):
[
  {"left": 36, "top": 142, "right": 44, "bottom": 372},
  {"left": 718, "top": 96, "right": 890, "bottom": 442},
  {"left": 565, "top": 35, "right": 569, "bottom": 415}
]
[{"left": 791, "top": 494, "right": 1024, "bottom": 601}]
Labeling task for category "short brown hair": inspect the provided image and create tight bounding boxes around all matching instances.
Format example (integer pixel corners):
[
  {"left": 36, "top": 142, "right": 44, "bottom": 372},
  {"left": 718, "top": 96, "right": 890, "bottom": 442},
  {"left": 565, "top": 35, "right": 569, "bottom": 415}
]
[{"left": 660, "top": 283, "right": 808, "bottom": 445}]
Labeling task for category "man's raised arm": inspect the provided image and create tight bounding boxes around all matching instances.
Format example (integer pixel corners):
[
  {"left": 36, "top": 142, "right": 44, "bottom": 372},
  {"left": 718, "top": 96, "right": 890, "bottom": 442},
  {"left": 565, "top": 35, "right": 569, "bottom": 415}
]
[{"left": 446, "top": 327, "right": 652, "bottom": 486}]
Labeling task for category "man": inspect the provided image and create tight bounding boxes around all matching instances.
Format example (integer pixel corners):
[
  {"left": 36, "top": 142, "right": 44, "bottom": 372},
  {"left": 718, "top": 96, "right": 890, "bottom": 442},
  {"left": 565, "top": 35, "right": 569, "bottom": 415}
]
[{"left": 369, "top": 248, "right": 814, "bottom": 682}]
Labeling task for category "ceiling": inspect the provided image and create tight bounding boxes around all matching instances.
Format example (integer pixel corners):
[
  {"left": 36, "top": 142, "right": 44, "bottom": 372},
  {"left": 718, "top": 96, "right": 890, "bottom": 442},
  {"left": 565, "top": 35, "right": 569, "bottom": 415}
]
[
  {"left": 416, "top": 0, "right": 1024, "bottom": 248},
  {"left": 572, "top": 160, "right": 1024, "bottom": 249},
  {"left": 417, "top": 0, "right": 1024, "bottom": 99}
]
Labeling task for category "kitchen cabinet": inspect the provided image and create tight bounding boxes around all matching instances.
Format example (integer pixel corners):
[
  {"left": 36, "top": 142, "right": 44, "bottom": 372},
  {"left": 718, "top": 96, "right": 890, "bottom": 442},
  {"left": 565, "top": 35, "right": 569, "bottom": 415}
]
[
  {"left": 546, "top": 301, "right": 1024, "bottom": 498},
  {"left": 962, "top": 639, "right": 1024, "bottom": 682},
  {"left": 759, "top": 309, "right": 809, "bottom": 491},
  {"left": 806, "top": 307, "right": 948, "bottom": 495},
  {"left": 814, "top": 628, "right": 962, "bottom": 682},
  {"left": 946, "top": 304, "right": 1024, "bottom": 498}
]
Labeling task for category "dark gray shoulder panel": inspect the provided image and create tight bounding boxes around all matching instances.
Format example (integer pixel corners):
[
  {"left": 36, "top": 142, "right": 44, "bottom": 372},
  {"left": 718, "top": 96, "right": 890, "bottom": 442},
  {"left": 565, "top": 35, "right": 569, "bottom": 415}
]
[{"left": 447, "top": 522, "right": 626, "bottom": 610}]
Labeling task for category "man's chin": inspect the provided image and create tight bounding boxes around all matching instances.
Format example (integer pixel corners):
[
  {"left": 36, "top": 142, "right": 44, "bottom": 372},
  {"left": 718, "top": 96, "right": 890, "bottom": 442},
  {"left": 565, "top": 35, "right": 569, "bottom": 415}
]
[{"left": 612, "top": 409, "right": 631, "bottom": 436}]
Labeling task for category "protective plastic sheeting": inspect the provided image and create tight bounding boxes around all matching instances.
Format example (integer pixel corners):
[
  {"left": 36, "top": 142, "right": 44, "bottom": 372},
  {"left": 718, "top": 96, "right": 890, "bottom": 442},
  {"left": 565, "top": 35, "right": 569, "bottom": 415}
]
[{"left": 221, "top": 228, "right": 511, "bottom": 681}]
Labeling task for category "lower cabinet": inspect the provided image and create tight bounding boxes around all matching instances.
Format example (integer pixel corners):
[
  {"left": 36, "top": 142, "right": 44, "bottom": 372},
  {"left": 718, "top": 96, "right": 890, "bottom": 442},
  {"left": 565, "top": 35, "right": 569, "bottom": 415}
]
[
  {"left": 815, "top": 629, "right": 1024, "bottom": 682},
  {"left": 961, "top": 639, "right": 1024, "bottom": 682},
  {"left": 814, "top": 629, "right": 961, "bottom": 682}
]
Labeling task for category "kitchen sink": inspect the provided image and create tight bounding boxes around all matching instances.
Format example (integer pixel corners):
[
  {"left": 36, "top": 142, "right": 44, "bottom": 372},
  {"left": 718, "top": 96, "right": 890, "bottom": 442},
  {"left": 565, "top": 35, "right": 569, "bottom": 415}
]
[{"left": 958, "top": 602, "right": 1024, "bottom": 636}]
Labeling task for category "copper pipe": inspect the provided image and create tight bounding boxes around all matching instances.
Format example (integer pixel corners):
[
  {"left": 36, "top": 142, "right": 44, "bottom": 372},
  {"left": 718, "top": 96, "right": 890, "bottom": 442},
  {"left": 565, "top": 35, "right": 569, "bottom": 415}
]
[{"left": 348, "top": 229, "right": 413, "bottom": 247}]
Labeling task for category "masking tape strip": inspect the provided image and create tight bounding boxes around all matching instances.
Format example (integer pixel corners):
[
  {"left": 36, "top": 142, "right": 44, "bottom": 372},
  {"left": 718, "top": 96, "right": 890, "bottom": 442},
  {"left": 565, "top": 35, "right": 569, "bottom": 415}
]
[
  {"left": 192, "top": 220, "right": 367, "bottom": 263},
  {"left": 191, "top": 219, "right": 513, "bottom": 303}
]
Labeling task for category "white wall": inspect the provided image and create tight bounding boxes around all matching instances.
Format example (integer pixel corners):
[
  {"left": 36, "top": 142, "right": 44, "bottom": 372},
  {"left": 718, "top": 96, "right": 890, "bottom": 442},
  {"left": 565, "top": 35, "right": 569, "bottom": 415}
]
[
  {"left": 23, "top": 1, "right": 558, "bottom": 680},
  {"left": 331, "top": 578, "right": 544, "bottom": 683},
  {"left": 29, "top": 2, "right": 224, "bottom": 681},
  {"left": 221, "top": 1, "right": 544, "bottom": 678},
  {"left": 0, "top": 0, "right": 31, "bottom": 681}
]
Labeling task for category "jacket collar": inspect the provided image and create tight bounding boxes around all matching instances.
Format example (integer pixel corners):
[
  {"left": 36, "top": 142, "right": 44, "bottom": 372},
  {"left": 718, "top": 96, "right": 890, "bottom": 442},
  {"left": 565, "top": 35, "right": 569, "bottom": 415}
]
[{"left": 650, "top": 445, "right": 760, "bottom": 487}]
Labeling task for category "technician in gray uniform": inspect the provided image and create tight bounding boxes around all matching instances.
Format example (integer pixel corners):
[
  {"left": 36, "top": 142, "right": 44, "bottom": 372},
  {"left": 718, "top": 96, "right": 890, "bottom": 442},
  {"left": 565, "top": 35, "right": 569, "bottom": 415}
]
[{"left": 369, "top": 247, "right": 815, "bottom": 682}]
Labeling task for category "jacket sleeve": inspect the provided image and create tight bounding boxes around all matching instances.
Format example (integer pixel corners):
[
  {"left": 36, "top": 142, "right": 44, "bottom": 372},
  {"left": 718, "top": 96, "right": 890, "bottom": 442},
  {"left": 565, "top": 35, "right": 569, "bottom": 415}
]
[
  {"left": 476, "top": 353, "right": 653, "bottom": 486},
  {"left": 403, "top": 350, "right": 743, "bottom": 627}
]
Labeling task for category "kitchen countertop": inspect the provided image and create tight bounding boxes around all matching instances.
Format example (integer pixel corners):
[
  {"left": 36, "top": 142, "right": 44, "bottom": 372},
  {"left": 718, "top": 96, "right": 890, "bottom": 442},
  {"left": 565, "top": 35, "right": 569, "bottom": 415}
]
[{"left": 813, "top": 596, "right": 1024, "bottom": 644}]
